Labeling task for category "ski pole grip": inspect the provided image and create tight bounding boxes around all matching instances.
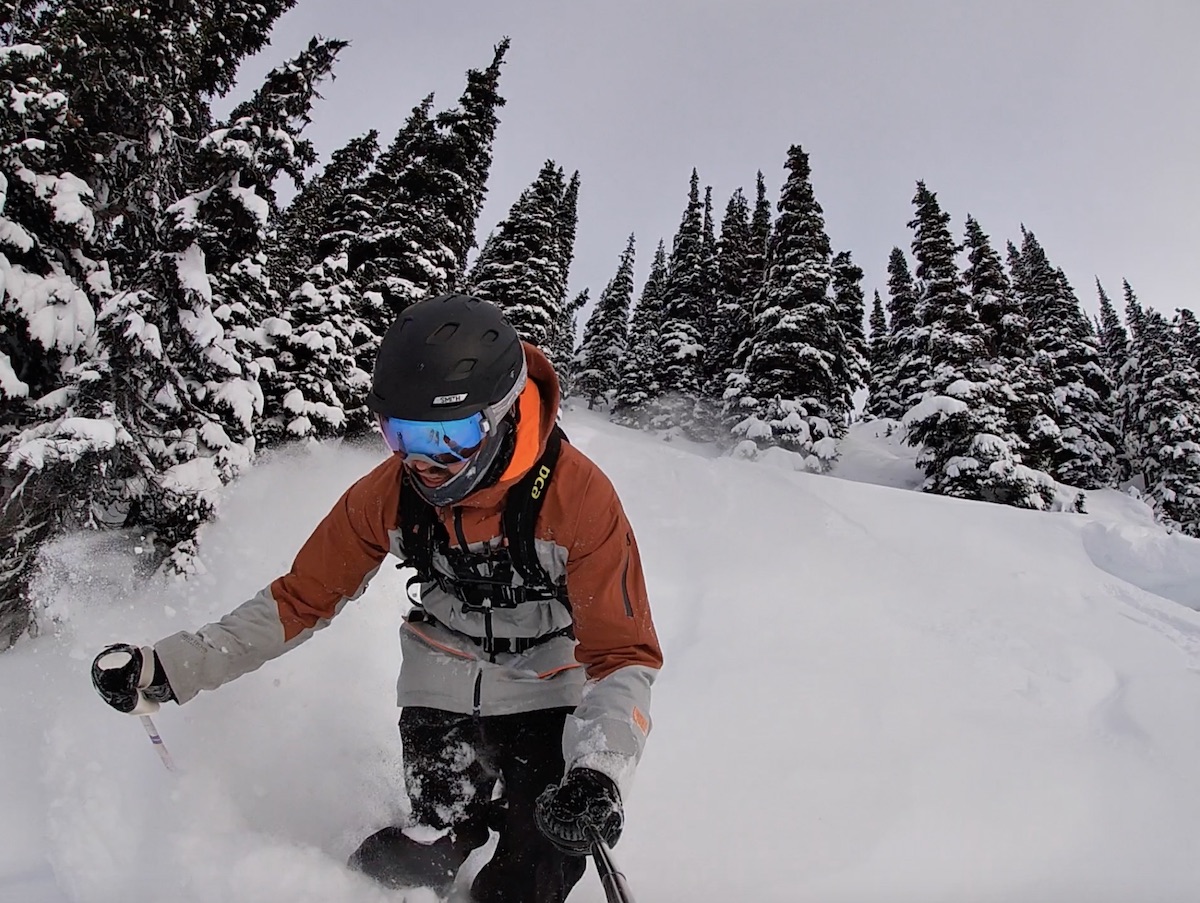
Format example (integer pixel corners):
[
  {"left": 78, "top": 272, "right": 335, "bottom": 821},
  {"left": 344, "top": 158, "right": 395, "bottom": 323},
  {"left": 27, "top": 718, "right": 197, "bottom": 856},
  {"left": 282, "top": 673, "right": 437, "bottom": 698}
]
[{"left": 93, "top": 645, "right": 161, "bottom": 714}]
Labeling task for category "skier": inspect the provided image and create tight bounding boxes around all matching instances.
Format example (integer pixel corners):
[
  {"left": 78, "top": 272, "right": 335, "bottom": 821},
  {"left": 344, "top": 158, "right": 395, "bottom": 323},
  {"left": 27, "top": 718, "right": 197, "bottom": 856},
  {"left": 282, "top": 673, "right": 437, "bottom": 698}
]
[{"left": 90, "top": 294, "right": 662, "bottom": 902}]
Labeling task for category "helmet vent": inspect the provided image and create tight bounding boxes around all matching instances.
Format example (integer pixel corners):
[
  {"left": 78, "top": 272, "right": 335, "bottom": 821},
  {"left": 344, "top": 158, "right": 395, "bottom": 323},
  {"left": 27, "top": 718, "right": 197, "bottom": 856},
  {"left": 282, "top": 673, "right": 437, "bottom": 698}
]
[
  {"left": 447, "top": 358, "right": 477, "bottom": 380},
  {"left": 428, "top": 323, "right": 459, "bottom": 344},
  {"left": 481, "top": 328, "right": 500, "bottom": 345}
]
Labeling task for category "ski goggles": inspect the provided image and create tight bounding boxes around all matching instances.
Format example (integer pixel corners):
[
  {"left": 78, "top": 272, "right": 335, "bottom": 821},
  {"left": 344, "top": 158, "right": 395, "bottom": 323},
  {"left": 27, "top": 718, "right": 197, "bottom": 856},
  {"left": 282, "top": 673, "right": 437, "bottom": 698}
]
[{"left": 379, "top": 413, "right": 489, "bottom": 466}]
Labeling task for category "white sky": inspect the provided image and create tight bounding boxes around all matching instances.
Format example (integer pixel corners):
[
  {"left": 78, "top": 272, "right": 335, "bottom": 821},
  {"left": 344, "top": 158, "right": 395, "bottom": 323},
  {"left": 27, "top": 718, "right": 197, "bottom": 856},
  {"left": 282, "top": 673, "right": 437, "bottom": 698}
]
[
  {"left": 9, "top": 412, "right": 1200, "bottom": 900},
  {"left": 231, "top": 0, "right": 1200, "bottom": 318}
]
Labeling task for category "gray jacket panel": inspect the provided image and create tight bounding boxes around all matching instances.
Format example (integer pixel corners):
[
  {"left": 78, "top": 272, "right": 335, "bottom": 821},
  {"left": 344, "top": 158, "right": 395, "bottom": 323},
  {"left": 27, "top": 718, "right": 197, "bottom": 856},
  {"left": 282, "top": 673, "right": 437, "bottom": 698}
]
[{"left": 155, "top": 567, "right": 378, "bottom": 703}]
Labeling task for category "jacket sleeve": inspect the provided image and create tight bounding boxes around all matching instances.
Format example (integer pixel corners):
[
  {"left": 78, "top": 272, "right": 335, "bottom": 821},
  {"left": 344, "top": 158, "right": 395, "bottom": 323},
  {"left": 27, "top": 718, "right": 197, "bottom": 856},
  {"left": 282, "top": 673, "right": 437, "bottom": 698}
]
[
  {"left": 560, "top": 465, "right": 662, "bottom": 796},
  {"left": 153, "top": 458, "right": 400, "bottom": 703}
]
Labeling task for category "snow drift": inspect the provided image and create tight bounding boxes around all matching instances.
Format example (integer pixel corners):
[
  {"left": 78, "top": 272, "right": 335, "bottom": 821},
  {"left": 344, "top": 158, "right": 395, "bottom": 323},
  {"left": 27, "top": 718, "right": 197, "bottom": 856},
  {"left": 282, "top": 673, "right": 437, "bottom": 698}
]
[{"left": 5, "top": 412, "right": 1200, "bottom": 903}]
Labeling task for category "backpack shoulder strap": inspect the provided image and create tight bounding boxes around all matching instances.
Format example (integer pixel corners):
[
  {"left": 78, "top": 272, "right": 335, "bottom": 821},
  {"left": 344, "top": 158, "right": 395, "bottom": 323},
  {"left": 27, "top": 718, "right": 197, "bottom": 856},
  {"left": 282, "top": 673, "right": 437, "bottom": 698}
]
[
  {"left": 504, "top": 424, "right": 567, "bottom": 590},
  {"left": 397, "top": 471, "right": 442, "bottom": 581}
]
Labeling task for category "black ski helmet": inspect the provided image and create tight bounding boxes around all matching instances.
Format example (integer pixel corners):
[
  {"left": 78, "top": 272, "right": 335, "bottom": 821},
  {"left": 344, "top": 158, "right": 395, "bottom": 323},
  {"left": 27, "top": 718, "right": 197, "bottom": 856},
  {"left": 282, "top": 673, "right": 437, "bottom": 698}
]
[
  {"left": 367, "top": 293, "right": 525, "bottom": 421},
  {"left": 367, "top": 294, "right": 528, "bottom": 506}
]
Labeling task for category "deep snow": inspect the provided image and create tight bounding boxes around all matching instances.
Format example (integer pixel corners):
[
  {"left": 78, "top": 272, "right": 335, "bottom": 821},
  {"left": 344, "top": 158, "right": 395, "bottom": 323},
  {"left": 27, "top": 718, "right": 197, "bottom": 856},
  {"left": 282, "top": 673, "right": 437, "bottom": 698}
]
[{"left": 5, "top": 410, "right": 1200, "bottom": 903}]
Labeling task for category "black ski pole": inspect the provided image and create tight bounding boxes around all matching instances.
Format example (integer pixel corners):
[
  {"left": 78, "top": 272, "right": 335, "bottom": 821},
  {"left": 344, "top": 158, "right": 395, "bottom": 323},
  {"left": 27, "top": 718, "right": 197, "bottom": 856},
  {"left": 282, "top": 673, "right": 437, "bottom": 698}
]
[{"left": 589, "top": 829, "right": 636, "bottom": 903}]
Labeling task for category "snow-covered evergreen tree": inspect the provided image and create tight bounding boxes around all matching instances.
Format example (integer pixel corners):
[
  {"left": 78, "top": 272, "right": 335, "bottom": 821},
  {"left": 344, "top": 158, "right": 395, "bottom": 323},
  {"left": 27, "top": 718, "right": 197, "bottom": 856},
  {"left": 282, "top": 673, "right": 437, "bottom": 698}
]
[
  {"left": 863, "top": 291, "right": 891, "bottom": 422},
  {"left": 871, "top": 247, "right": 928, "bottom": 423},
  {"left": 1122, "top": 279, "right": 1145, "bottom": 344},
  {"left": 1174, "top": 308, "right": 1200, "bottom": 368},
  {"left": 1112, "top": 279, "right": 1151, "bottom": 483},
  {"left": 683, "top": 184, "right": 726, "bottom": 441},
  {"left": 652, "top": 169, "right": 706, "bottom": 429},
  {"left": 746, "top": 170, "right": 771, "bottom": 311},
  {"left": 612, "top": 240, "right": 667, "bottom": 428},
  {"left": 961, "top": 215, "right": 1055, "bottom": 473},
  {"left": 0, "top": 27, "right": 109, "bottom": 647},
  {"left": 1014, "top": 229, "right": 1118, "bottom": 488},
  {"left": 830, "top": 250, "right": 869, "bottom": 423},
  {"left": 1005, "top": 239, "right": 1025, "bottom": 298},
  {"left": 2, "top": 1, "right": 41, "bottom": 40},
  {"left": 9, "top": 37, "right": 342, "bottom": 589},
  {"left": 724, "top": 171, "right": 771, "bottom": 442},
  {"left": 0, "top": 34, "right": 105, "bottom": 443},
  {"left": 575, "top": 235, "right": 635, "bottom": 409},
  {"left": 260, "top": 131, "right": 379, "bottom": 444},
  {"left": 1094, "top": 280, "right": 1133, "bottom": 482},
  {"left": 696, "top": 185, "right": 719, "bottom": 375},
  {"left": 706, "top": 189, "right": 755, "bottom": 404},
  {"left": 270, "top": 130, "right": 379, "bottom": 297},
  {"left": 352, "top": 38, "right": 508, "bottom": 347},
  {"left": 733, "top": 145, "right": 840, "bottom": 467},
  {"left": 965, "top": 216, "right": 1025, "bottom": 364},
  {"left": 206, "top": 36, "right": 346, "bottom": 353},
  {"left": 194, "top": 2, "right": 300, "bottom": 98},
  {"left": 435, "top": 38, "right": 510, "bottom": 288},
  {"left": 551, "top": 288, "right": 587, "bottom": 398},
  {"left": 39, "top": 0, "right": 295, "bottom": 283},
  {"left": 1, "top": 2, "right": 302, "bottom": 645},
  {"left": 555, "top": 172, "right": 581, "bottom": 293},
  {"left": 1125, "top": 310, "right": 1200, "bottom": 535},
  {"left": 902, "top": 183, "right": 1053, "bottom": 507},
  {"left": 543, "top": 170, "right": 580, "bottom": 376},
  {"left": 1095, "top": 279, "right": 1130, "bottom": 380},
  {"left": 38, "top": 2, "right": 201, "bottom": 276},
  {"left": 352, "top": 93, "right": 436, "bottom": 358},
  {"left": 469, "top": 160, "right": 566, "bottom": 348},
  {"left": 264, "top": 255, "right": 371, "bottom": 444}
]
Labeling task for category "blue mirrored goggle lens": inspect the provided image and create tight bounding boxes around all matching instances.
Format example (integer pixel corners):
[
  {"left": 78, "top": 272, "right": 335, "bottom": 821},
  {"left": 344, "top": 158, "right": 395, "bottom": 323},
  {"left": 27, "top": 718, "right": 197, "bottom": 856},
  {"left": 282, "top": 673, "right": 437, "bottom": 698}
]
[{"left": 380, "top": 414, "right": 487, "bottom": 464}]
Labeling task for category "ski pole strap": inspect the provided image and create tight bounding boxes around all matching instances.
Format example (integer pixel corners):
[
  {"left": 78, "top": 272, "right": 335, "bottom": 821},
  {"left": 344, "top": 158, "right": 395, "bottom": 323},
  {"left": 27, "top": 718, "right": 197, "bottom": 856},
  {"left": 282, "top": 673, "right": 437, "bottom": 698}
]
[
  {"left": 590, "top": 830, "right": 636, "bottom": 903},
  {"left": 139, "top": 714, "right": 178, "bottom": 773}
]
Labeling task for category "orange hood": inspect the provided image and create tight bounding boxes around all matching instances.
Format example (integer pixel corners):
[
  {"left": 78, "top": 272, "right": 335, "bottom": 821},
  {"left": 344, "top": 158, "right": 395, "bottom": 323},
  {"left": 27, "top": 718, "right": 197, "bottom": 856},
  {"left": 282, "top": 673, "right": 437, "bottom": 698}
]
[{"left": 455, "top": 341, "right": 561, "bottom": 509}]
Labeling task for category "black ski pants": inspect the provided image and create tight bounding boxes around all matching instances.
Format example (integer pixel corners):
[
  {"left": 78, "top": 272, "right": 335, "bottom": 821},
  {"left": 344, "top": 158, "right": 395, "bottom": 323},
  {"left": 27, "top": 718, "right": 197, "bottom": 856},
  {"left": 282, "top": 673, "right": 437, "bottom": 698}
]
[{"left": 349, "top": 705, "right": 587, "bottom": 903}]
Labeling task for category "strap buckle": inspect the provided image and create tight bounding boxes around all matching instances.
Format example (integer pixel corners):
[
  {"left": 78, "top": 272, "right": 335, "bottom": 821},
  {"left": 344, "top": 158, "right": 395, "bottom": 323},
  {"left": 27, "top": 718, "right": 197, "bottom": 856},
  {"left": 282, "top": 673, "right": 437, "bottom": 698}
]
[{"left": 481, "top": 636, "right": 514, "bottom": 655}]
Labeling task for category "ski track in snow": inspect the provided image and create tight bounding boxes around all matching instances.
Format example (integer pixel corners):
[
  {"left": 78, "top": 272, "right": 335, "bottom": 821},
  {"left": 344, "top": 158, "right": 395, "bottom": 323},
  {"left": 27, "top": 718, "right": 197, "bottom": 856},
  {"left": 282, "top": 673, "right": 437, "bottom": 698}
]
[{"left": 6, "top": 417, "right": 1200, "bottom": 901}]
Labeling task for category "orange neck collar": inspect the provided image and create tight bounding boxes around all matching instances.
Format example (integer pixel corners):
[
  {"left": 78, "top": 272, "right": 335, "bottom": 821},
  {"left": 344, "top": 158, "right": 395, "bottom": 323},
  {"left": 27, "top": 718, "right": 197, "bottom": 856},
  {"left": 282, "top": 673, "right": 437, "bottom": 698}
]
[{"left": 497, "top": 379, "right": 543, "bottom": 485}]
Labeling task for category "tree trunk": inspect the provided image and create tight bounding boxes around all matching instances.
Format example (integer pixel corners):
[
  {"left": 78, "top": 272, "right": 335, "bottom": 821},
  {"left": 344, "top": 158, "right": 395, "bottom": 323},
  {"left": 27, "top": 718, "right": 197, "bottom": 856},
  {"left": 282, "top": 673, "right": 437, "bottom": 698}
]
[{"left": 0, "top": 465, "right": 63, "bottom": 651}]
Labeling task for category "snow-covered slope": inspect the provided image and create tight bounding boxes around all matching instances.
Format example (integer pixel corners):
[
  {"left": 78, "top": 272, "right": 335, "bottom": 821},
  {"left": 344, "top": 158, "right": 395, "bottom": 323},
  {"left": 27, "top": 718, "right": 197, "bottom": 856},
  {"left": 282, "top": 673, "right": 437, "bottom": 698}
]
[{"left": 5, "top": 411, "right": 1200, "bottom": 903}]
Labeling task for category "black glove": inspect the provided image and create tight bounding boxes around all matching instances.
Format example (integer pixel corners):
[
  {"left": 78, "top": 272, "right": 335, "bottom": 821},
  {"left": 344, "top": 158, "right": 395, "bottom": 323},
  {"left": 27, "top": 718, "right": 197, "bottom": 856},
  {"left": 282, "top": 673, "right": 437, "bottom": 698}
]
[
  {"left": 91, "top": 643, "right": 175, "bottom": 714},
  {"left": 535, "top": 767, "right": 623, "bottom": 855}
]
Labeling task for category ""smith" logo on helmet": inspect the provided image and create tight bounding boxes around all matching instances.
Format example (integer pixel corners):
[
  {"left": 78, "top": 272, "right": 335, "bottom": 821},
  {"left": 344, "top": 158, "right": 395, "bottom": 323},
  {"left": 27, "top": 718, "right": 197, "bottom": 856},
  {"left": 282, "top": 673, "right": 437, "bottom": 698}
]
[
  {"left": 530, "top": 464, "right": 551, "bottom": 499},
  {"left": 432, "top": 393, "right": 468, "bottom": 405}
]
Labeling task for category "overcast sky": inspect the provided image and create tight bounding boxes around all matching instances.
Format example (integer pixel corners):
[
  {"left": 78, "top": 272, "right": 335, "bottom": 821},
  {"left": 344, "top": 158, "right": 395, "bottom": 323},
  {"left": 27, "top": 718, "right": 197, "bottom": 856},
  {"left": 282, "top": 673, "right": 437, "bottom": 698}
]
[{"left": 230, "top": 0, "right": 1200, "bottom": 321}]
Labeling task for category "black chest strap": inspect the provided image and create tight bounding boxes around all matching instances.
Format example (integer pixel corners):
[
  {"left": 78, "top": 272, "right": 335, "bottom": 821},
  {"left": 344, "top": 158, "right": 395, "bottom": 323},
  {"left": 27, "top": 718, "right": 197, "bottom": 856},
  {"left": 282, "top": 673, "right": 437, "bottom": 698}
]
[{"left": 397, "top": 425, "right": 569, "bottom": 607}]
